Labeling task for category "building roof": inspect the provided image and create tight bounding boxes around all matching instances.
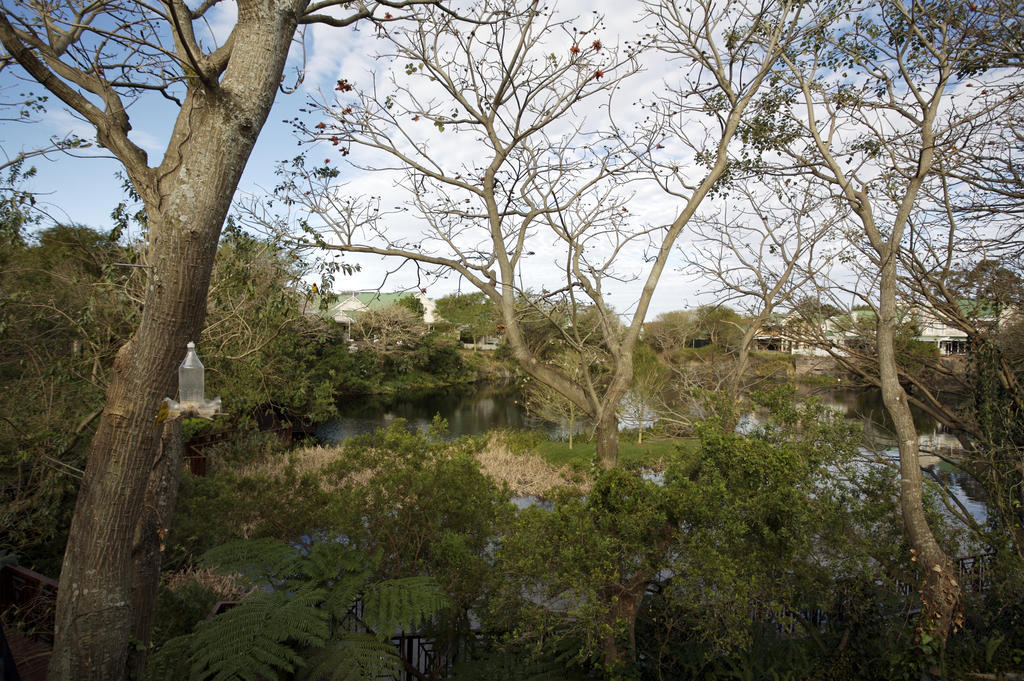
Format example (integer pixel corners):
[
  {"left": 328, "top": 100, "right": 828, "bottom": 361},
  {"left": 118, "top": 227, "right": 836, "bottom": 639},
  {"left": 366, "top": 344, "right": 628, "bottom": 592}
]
[
  {"left": 310, "top": 291, "right": 437, "bottom": 325},
  {"left": 336, "top": 291, "right": 413, "bottom": 309}
]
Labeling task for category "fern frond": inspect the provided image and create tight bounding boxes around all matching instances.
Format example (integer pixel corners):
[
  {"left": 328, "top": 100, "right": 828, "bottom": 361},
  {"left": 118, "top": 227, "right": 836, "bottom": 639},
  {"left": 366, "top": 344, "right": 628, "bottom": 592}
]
[
  {"left": 303, "top": 540, "right": 370, "bottom": 583},
  {"left": 187, "top": 588, "right": 329, "bottom": 681},
  {"left": 200, "top": 537, "right": 303, "bottom": 586},
  {"left": 362, "top": 576, "right": 450, "bottom": 635},
  {"left": 324, "top": 573, "right": 368, "bottom": 624},
  {"left": 301, "top": 633, "right": 404, "bottom": 681},
  {"left": 152, "top": 539, "right": 450, "bottom": 681},
  {"left": 142, "top": 633, "right": 193, "bottom": 681}
]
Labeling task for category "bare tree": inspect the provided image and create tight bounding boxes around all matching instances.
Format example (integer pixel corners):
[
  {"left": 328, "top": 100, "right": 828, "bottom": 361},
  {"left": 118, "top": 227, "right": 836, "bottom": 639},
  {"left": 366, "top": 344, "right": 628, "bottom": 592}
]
[
  {"left": 351, "top": 303, "right": 428, "bottom": 354},
  {"left": 0, "top": 1, "right": 445, "bottom": 678},
  {"left": 254, "top": 0, "right": 822, "bottom": 468},
  {"left": 523, "top": 347, "right": 591, "bottom": 449},
  {"left": 683, "top": 179, "right": 840, "bottom": 395},
  {"left": 619, "top": 343, "right": 668, "bottom": 444},
  {"left": 896, "top": 176, "right": 1024, "bottom": 557},
  {"left": 765, "top": 0, "right": 1023, "bottom": 648}
]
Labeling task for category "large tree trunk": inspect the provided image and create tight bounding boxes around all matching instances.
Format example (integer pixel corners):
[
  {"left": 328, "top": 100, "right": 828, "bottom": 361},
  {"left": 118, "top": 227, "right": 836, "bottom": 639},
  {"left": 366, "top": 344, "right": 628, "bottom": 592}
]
[
  {"left": 876, "top": 248, "right": 960, "bottom": 651},
  {"left": 47, "top": 5, "right": 304, "bottom": 679},
  {"left": 595, "top": 414, "right": 620, "bottom": 471},
  {"left": 128, "top": 420, "right": 184, "bottom": 680}
]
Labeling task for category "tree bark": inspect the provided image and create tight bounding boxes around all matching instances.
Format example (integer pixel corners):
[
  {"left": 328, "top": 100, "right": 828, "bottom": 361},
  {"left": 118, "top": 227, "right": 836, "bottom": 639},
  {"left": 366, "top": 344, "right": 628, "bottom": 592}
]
[
  {"left": 876, "top": 244, "right": 960, "bottom": 650},
  {"left": 46, "top": 4, "right": 305, "bottom": 679},
  {"left": 595, "top": 414, "right": 620, "bottom": 471},
  {"left": 731, "top": 319, "right": 762, "bottom": 398},
  {"left": 128, "top": 420, "right": 184, "bottom": 680}
]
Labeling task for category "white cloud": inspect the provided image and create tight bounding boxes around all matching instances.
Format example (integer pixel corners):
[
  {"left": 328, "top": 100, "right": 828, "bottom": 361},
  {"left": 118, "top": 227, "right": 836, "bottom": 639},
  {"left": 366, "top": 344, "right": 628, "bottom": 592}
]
[
  {"left": 199, "top": 1, "right": 237, "bottom": 50},
  {"left": 284, "top": 1, "right": 733, "bottom": 317}
]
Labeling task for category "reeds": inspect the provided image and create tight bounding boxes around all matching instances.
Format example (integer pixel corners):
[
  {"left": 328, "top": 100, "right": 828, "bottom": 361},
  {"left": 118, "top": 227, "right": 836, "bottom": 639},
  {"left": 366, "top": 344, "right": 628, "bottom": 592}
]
[
  {"left": 475, "top": 434, "right": 590, "bottom": 497},
  {"left": 233, "top": 436, "right": 589, "bottom": 499}
]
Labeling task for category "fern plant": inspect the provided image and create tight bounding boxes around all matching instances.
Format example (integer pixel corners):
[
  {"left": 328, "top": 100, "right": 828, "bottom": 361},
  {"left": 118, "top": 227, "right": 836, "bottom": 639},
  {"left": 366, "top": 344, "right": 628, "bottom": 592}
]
[{"left": 144, "top": 537, "right": 450, "bottom": 681}]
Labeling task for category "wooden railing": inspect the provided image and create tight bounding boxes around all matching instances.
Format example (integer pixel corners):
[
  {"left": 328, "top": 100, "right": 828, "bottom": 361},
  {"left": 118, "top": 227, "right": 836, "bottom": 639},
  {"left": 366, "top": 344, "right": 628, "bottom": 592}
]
[{"left": 0, "top": 564, "right": 58, "bottom": 645}]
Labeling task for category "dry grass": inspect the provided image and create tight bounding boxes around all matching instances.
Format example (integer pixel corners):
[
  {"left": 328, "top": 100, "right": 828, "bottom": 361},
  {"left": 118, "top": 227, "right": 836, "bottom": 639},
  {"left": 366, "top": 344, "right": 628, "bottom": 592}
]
[
  {"left": 236, "top": 444, "right": 380, "bottom": 491},
  {"left": 475, "top": 434, "right": 591, "bottom": 497},
  {"left": 165, "top": 565, "right": 250, "bottom": 600},
  {"left": 236, "top": 437, "right": 588, "bottom": 499},
  {"left": 236, "top": 444, "right": 342, "bottom": 478}
]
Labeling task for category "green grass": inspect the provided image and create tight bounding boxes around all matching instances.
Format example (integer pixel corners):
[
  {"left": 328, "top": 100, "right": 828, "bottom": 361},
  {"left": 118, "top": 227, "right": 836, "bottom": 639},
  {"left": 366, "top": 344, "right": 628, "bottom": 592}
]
[
  {"left": 795, "top": 374, "right": 842, "bottom": 387},
  {"left": 532, "top": 434, "right": 698, "bottom": 471}
]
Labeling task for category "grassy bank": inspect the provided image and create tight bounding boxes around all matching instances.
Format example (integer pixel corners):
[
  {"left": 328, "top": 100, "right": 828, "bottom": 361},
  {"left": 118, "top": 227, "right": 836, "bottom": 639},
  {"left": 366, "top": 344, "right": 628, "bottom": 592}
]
[
  {"left": 497, "top": 429, "right": 699, "bottom": 472},
  {"left": 534, "top": 435, "right": 699, "bottom": 469}
]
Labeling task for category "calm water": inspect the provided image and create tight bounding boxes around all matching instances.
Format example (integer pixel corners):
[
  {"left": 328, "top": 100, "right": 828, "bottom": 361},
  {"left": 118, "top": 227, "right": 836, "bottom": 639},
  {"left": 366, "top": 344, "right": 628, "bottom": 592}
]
[
  {"left": 317, "top": 382, "right": 532, "bottom": 441},
  {"left": 800, "top": 386, "right": 987, "bottom": 521},
  {"left": 319, "top": 382, "right": 987, "bottom": 521}
]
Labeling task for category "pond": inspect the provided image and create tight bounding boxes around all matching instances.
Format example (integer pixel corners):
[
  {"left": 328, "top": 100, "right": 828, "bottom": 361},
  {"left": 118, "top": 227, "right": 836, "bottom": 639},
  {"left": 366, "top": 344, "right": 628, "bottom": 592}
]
[
  {"left": 317, "top": 382, "right": 535, "bottom": 441},
  {"left": 324, "top": 383, "right": 966, "bottom": 450},
  {"left": 318, "top": 381, "right": 988, "bottom": 521},
  {"left": 799, "top": 385, "right": 987, "bottom": 522},
  {"left": 803, "top": 385, "right": 962, "bottom": 455}
]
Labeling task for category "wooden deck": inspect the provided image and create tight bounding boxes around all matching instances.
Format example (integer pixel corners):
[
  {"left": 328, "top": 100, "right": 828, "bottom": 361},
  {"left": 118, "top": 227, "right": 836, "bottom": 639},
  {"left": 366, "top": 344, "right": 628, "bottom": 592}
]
[
  {"left": 5, "top": 628, "right": 50, "bottom": 681},
  {"left": 1, "top": 563, "right": 57, "bottom": 681}
]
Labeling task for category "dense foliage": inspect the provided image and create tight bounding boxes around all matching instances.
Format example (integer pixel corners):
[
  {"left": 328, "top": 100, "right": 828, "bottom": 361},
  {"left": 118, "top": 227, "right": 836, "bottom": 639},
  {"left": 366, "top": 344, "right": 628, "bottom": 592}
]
[
  {"left": 0, "top": 221, "right": 138, "bottom": 571},
  {"left": 147, "top": 538, "right": 451, "bottom": 681},
  {"left": 152, "top": 390, "right": 1024, "bottom": 681},
  {"left": 434, "top": 292, "right": 498, "bottom": 347},
  {"left": 0, "top": 220, "right": 477, "bottom": 573},
  {"left": 160, "top": 421, "right": 511, "bottom": 680}
]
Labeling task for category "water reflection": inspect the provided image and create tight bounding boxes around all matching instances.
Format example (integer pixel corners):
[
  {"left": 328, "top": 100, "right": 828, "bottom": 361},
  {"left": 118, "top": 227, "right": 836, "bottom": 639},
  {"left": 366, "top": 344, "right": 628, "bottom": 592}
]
[
  {"left": 319, "top": 383, "right": 534, "bottom": 441},
  {"left": 800, "top": 386, "right": 987, "bottom": 522},
  {"left": 319, "top": 382, "right": 988, "bottom": 523},
  {"left": 512, "top": 496, "right": 554, "bottom": 511},
  {"left": 800, "top": 386, "right": 940, "bottom": 437}
]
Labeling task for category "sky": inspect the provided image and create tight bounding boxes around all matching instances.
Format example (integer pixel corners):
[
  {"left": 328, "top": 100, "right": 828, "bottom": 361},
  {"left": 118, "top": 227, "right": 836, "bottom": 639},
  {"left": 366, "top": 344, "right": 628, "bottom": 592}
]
[
  {"left": 2, "top": 0, "right": 751, "bottom": 320},
  {"left": 5, "top": 0, "right": 989, "bottom": 319}
]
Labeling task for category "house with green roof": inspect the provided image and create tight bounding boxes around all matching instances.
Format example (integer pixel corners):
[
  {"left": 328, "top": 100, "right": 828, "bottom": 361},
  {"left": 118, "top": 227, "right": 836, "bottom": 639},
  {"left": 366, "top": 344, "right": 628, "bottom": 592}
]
[
  {"left": 311, "top": 290, "right": 437, "bottom": 339},
  {"left": 913, "top": 299, "right": 1009, "bottom": 356}
]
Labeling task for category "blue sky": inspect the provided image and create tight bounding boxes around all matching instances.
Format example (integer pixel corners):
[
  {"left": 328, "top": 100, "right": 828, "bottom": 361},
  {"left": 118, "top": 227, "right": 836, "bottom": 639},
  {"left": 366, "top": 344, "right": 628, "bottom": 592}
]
[
  {"left": 1, "top": 0, "right": 720, "bottom": 319},
  {"left": 1, "top": 0, "right": 893, "bottom": 320}
]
